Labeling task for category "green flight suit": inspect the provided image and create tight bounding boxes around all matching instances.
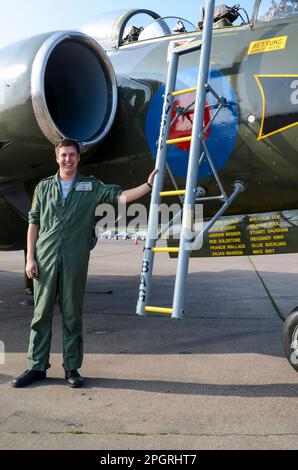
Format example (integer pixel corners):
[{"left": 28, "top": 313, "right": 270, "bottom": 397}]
[{"left": 27, "top": 171, "right": 122, "bottom": 371}]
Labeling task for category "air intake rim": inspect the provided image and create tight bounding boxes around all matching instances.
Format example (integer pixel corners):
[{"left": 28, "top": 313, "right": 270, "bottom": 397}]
[{"left": 31, "top": 31, "right": 118, "bottom": 151}]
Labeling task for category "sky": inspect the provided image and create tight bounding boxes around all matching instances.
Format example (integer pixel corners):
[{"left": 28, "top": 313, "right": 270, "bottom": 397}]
[{"left": 0, "top": 0, "right": 255, "bottom": 48}]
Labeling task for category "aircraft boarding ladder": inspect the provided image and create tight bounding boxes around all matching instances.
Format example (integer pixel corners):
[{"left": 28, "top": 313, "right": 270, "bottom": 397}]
[{"left": 136, "top": 0, "right": 245, "bottom": 319}]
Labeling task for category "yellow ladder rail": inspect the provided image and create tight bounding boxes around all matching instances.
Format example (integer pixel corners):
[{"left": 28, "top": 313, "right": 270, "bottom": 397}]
[
  {"left": 160, "top": 189, "right": 186, "bottom": 197},
  {"left": 152, "top": 247, "right": 180, "bottom": 253},
  {"left": 172, "top": 87, "right": 197, "bottom": 97},
  {"left": 166, "top": 136, "right": 191, "bottom": 145},
  {"left": 145, "top": 306, "right": 173, "bottom": 315}
]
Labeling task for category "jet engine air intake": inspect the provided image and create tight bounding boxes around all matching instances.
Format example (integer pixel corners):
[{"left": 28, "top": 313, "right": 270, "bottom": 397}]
[
  {"left": 31, "top": 31, "right": 117, "bottom": 150},
  {"left": 0, "top": 31, "right": 117, "bottom": 180}
]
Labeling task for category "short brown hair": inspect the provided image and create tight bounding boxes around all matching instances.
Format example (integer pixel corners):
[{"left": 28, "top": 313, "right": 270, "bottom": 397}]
[{"left": 55, "top": 139, "right": 80, "bottom": 155}]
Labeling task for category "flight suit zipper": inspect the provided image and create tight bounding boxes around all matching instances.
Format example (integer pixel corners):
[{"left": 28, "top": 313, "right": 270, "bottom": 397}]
[
  {"left": 57, "top": 175, "right": 79, "bottom": 265},
  {"left": 57, "top": 180, "right": 65, "bottom": 266}
]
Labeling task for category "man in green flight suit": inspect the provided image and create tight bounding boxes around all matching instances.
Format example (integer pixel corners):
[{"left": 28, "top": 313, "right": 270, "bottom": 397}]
[{"left": 12, "top": 139, "right": 156, "bottom": 388}]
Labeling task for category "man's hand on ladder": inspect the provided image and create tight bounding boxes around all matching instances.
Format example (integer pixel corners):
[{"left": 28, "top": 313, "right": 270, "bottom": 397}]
[{"left": 147, "top": 168, "right": 158, "bottom": 188}]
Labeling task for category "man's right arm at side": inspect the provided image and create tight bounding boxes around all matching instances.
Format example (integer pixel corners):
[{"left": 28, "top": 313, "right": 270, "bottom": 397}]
[
  {"left": 26, "top": 184, "right": 41, "bottom": 280},
  {"left": 26, "top": 224, "right": 40, "bottom": 279}
]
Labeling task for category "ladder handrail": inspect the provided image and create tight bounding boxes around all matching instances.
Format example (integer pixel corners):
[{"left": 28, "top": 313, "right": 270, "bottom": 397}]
[
  {"left": 136, "top": 0, "right": 245, "bottom": 319},
  {"left": 172, "top": 0, "right": 216, "bottom": 319}
]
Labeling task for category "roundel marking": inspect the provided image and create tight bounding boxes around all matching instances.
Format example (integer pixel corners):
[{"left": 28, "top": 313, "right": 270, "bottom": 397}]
[
  {"left": 145, "top": 67, "right": 238, "bottom": 179},
  {"left": 170, "top": 92, "right": 211, "bottom": 151}
]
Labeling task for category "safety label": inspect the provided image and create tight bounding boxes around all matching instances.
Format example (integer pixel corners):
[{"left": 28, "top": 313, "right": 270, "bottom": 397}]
[{"left": 248, "top": 36, "right": 287, "bottom": 55}]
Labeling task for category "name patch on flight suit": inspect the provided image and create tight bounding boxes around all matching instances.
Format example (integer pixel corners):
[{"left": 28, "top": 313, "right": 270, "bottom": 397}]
[{"left": 75, "top": 182, "right": 93, "bottom": 191}]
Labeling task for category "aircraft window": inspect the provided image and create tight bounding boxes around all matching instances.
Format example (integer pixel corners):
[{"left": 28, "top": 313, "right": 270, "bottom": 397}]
[
  {"left": 121, "top": 12, "right": 161, "bottom": 44},
  {"left": 81, "top": 9, "right": 161, "bottom": 49},
  {"left": 257, "top": 0, "right": 298, "bottom": 21},
  {"left": 137, "top": 17, "right": 197, "bottom": 42},
  {"left": 199, "top": 4, "right": 250, "bottom": 29}
]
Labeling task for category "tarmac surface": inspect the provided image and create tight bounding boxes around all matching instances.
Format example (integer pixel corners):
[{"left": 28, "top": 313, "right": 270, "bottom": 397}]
[{"left": 0, "top": 240, "right": 297, "bottom": 450}]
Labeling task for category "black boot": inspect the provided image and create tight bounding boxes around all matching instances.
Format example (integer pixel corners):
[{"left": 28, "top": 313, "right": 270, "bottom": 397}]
[
  {"left": 65, "top": 370, "right": 84, "bottom": 388},
  {"left": 12, "top": 369, "right": 46, "bottom": 388}
]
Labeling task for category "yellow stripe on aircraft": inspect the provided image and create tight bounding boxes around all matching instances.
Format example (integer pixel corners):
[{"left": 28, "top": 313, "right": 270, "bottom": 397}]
[{"left": 255, "top": 74, "right": 298, "bottom": 141}]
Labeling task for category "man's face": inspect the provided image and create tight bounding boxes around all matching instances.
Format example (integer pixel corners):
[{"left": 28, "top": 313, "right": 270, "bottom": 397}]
[{"left": 56, "top": 145, "right": 80, "bottom": 175}]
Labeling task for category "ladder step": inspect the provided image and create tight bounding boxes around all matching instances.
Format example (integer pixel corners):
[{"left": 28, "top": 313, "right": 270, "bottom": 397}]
[
  {"left": 172, "top": 87, "right": 197, "bottom": 97},
  {"left": 160, "top": 189, "right": 186, "bottom": 197},
  {"left": 145, "top": 306, "right": 173, "bottom": 314},
  {"left": 166, "top": 136, "right": 191, "bottom": 145},
  {"left": 152, "top": 247, "right": 180, "bottom": 253}
]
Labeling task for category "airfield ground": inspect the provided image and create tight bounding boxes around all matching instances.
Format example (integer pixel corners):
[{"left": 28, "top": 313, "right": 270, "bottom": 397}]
[{"left": 0, "top": 240, "right": 297, "bottom": 450}]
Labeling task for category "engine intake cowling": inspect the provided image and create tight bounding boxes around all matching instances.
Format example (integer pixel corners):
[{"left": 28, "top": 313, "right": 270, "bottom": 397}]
[
  {"left": 32, "top": 31, "right": 117, "bottom": 149},
  {"left": 0, "top": 31, "right": 117, "bottom": 180}
]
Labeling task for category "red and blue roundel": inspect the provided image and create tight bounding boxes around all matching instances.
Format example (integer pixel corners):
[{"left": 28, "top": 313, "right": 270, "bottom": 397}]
[{"left": 145, "top": 68, "right": 238, "bottom": 179}]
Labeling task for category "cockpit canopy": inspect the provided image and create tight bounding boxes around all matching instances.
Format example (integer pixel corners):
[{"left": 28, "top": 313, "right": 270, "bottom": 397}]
[
  {"left": 257, "top": 0, "right": 298, "bottom": 22},
  {"left": 137, "top": 17, "right": 196, "bottom": 42},
  {"left": 80, "top": 9, "right": 161, "bottom": 50},
  {"left": 79, "top": 8, "right": 197, "bottom": 50},
  {"left": 79, "top": 3, "right": 298, "bottom": 51}
]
